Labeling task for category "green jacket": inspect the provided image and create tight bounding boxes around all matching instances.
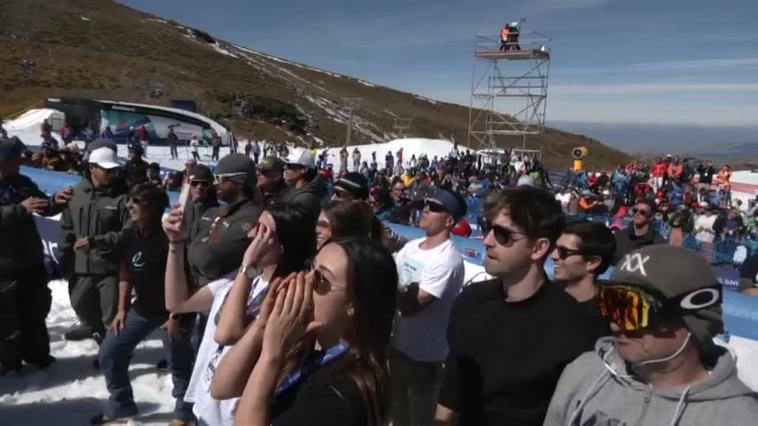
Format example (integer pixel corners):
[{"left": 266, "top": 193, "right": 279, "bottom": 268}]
[{"left": 59, "top": 178, "right": 129, "bottom": 276}]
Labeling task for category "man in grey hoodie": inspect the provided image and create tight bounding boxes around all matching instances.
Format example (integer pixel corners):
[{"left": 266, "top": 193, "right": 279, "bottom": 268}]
[{"left": 544, "top": 245, "right": 758, "bottom": 426}]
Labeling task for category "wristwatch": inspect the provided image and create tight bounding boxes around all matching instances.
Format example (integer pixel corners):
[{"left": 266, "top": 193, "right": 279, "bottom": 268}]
[{"left": 238, "top": 264, "right": 259, "bottom": 280}]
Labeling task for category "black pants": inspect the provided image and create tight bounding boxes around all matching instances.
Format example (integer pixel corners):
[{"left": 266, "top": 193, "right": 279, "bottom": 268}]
[
  {"left": 170, "top": 145, "right": 179, "bottom": 159},
  {"left": 192, "top": 151, "right": 200, "bottom": 160},
  {"left": 0, "top": 268, "right": 51, "bottom": 367},
  {"left": 69, "top": 274, "right": 118, "bottom": 336}
]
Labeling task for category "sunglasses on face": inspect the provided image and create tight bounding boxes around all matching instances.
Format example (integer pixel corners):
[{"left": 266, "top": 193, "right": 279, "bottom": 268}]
[
  {"left": 484, "top": 222, "right": 526, "bottom": 246},
  {"left": 553, "top": 246, "right": 584, "bottom": 260},
  {"left": 632, "top": 207, "right": 652, "bottom": 217},
  {"left": 423, "top": 199, "right": 448, "bottom": 214},
  {"left": 598, "top": 283, "right": 721, "bottom": 332},
  {"left": 213, "top": 172, "right": 246, "bottom": 184},
  {"left": 334, "top": 189, "right": 353, "bottom": 200},
  {"left": 191, "top": 180, "right": 210, "bottom": 188},
  {"left": 312, "top": 269, "right": 345, "bottom": 296}
]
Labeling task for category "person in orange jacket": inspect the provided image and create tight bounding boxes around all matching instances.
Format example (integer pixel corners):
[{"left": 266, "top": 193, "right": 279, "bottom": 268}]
[
  {"left": 499, "top": 24, "right": 510, "bottom": 51},
  {"left": 667, "top": 156, "right": 684, "bottom": 184}
]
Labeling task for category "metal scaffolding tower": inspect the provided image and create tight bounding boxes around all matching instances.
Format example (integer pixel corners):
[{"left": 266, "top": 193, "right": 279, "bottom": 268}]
[
  {"left": 392, "top": 117, "right": 413, "bottom": 138},
  {"left": 467, "top": 30, "right": 551, "bottom": 150}
]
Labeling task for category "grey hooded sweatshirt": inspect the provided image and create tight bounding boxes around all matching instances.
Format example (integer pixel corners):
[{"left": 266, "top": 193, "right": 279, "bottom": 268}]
[{"left": 544, "top": 337, "right": 758, "bottom": 426}]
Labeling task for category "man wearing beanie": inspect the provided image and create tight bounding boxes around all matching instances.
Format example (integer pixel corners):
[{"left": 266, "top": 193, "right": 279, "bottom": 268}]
[
  {"left": 545, "top": 245, "right": 758, "bottom": 426},
  {"left": 391, "top": 189, "right": 466, "bottom": 426},
  {"left": 256, "top": 156, "right": 286, "bottom": 208},
  {"left": 332, "top": 171, "right": 369, "bottom": 201},
  {"left": 187, "top": 153, "right": 260, "bottom": 287}
]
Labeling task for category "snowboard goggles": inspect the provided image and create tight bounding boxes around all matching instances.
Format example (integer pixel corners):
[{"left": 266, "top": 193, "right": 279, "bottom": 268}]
[{"left": 597, "top": 283, "right": 721, "bottom": 332}]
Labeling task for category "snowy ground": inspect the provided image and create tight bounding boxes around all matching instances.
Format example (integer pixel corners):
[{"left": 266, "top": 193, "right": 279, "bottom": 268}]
[{"left": 0, "top": 280, "right": 175, "bottom": 426}]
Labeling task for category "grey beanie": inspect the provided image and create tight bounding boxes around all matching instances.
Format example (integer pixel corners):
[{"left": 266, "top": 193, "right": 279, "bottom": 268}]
[
  {"left": 215, "top": 153, "right": 257, "bottom": 191},
  {"left": 608, "top": 245, "right": 724, "bottom": 357}
]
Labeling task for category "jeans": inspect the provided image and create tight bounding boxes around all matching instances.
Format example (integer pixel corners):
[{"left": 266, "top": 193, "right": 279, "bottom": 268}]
[
  {"left": 99, "top": 308, "right": 195, "bottom": 420},
  {"left": 389, "top": 347, "right": 444, "bottom": 426}
]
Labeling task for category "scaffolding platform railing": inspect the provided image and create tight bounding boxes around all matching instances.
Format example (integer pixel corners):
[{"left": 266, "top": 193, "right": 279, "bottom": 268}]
[{"left": 473, "top": 32, "right": 551, "bottom": 60}]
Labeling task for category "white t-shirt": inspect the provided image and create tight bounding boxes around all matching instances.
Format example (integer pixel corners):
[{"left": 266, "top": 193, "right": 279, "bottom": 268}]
[
  {"left": 190, "top": 139, "right": 199, "bottom": 152},
  {"left": 392, "top": 238, "right": 464, "bottom": 362},
  {"left": 185, "top": 275, "right": 269, "bottom": 426},
  {"left": 555, "top": 192, "right": 571, "bottom": 208}
]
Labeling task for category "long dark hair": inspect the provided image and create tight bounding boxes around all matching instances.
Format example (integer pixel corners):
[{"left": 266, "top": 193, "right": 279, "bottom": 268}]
[
  {"left": 323, "top": 200, "right": 381, "bottom": 242},
  {"left": 333, "top": 237, "right": 397, "bottom": 426},
  {"left": 129, "top": 183, "right": 169, "bottom": 232},
  {"left": 267, "top": 202, "right": 317, "bottom": 278}
]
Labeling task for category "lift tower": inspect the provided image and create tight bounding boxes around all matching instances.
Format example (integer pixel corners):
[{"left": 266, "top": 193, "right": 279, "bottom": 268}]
[{"left": 467, "top": 27, "right": 551, "bottom": 151}]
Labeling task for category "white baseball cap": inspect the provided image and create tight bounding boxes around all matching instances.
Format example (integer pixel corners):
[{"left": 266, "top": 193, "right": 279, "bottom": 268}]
[
  {"left": 88, "top": 146, "right": 120, "bottom": 169},
  {"left": 284, "top": 147, "right": 315, "bottom": 169}
]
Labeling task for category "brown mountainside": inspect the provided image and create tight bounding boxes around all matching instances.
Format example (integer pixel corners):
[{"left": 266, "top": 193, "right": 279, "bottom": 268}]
[{"left": 0, "top": 0, "right": 631, "bottom": 170}]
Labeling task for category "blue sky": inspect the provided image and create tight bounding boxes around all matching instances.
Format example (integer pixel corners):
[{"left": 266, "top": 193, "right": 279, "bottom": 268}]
[{"left": 120, "top": 0, "right": 758, "bottom": 127}]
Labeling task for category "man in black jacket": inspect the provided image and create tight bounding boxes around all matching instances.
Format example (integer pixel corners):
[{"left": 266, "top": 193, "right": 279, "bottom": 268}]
[
  {"left": 123, "top": 144, "right": 148, "bottom": 188},
  {"left": 613, "top": 199, "right": 666, "bottom": 263},
  {"left": 187, "top": 153, "right": 261, "bottom": 287},
  {"left": 0, "top": 137, "right": 72, "bottom": 373},
  {"left": 60, "top": 144, "right": 129, "bottom": 342},
  {"left": 184, "top": 164, "right": 219, "bottom": 248},
  {"left": 278, "top": 147, "right": 325, "bottom": 222}
]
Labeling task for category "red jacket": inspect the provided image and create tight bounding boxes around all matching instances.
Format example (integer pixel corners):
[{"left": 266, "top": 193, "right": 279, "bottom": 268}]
[{"left": 651, "top": 162, "right": 667, "bottom": 177}]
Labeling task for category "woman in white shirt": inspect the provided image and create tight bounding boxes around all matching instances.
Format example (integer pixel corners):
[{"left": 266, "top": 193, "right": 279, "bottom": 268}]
[{"left": 163, "top": 202, "right": 316, "bottom": 425}]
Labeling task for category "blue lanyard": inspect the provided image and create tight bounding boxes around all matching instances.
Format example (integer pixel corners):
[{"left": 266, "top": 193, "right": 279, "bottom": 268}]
[{"left": 274, "top": 342, "right": 349, "bottom": 397}]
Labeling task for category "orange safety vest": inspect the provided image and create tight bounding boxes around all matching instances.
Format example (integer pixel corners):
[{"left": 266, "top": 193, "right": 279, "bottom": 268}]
[{"left": 501, "top": 27, "right": 510, "bottom": 40}]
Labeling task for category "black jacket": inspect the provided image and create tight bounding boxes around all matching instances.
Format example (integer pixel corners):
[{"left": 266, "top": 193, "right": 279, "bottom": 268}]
[
  {"left": 613, "top": 225, "right": 666, "bottom": 263},
  {"left": 0, "top": 174, "right": 62, "bottom": 276},
  {"left": 185, "top": 194, "right": 220, "bottom": 245},
  {"left": 187, "top": 197, "right": 260, "bottom": 286},
  {"left": 59, "top": 178, "right": 129, "bottom": 276},
  {"left": 278, "top": 175, "right": 326, "bottom": 222}
]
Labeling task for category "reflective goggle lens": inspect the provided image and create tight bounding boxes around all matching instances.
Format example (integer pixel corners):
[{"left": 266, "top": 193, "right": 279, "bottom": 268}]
[{"left": 598, "top": 285, "right": 655, "bottom": 331}]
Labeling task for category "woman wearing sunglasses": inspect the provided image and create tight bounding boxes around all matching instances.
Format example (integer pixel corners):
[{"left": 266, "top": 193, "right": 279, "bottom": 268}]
[
  {"left": 163, "top": 202, "right": 316, "bottom": 426},
  {"left": 94, "top": 184, "right": 196, "bottom": 425},
  {"left": 315, "top": 200, "right": 380, "bottom": 249},
  {"left": 211, "top": 237, "right": 397, "bottom": 426}
]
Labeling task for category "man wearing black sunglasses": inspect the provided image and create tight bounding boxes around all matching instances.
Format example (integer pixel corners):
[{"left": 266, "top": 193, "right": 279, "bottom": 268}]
[
  {"left": 436, "top": 187, "right": 598, "bottom": 426},
  {"left": 391, "top": 189, "right": 466, "bottom": 426},
  {"left": 551, "top": 221, "right": 616, "bottom": 337},
  {"left": 183, "top": 164, "right": 218, "bottom": 248},
  {"left": 187, "top": 154, "right": 260, "bottom": 288},
  {"left": 613, "top": 199, "right": 666, "bottom": 263},
  {"left": 545, "top": 245, "right": 758, "bottom": 426}
]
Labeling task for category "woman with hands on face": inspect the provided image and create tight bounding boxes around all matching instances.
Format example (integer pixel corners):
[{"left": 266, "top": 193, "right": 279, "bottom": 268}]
[
  {"left": 163, "top": 201, "right": 315, "bottom": 426},
  {"left": 219, "top": 238, "right": 398, "bottom": 426}
]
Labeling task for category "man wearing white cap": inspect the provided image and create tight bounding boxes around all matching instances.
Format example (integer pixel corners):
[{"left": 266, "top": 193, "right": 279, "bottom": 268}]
[
  {"left": 60, "top": 142, "right": 129, "bottom": 344},
  {"left": 278, "top": 147, "right": 326, "bottom": 221}
]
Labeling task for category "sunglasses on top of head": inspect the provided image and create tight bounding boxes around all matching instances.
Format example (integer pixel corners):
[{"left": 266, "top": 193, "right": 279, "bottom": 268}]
[{"left": 213, "top": 172, "right": 246, "bottom": 184}]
